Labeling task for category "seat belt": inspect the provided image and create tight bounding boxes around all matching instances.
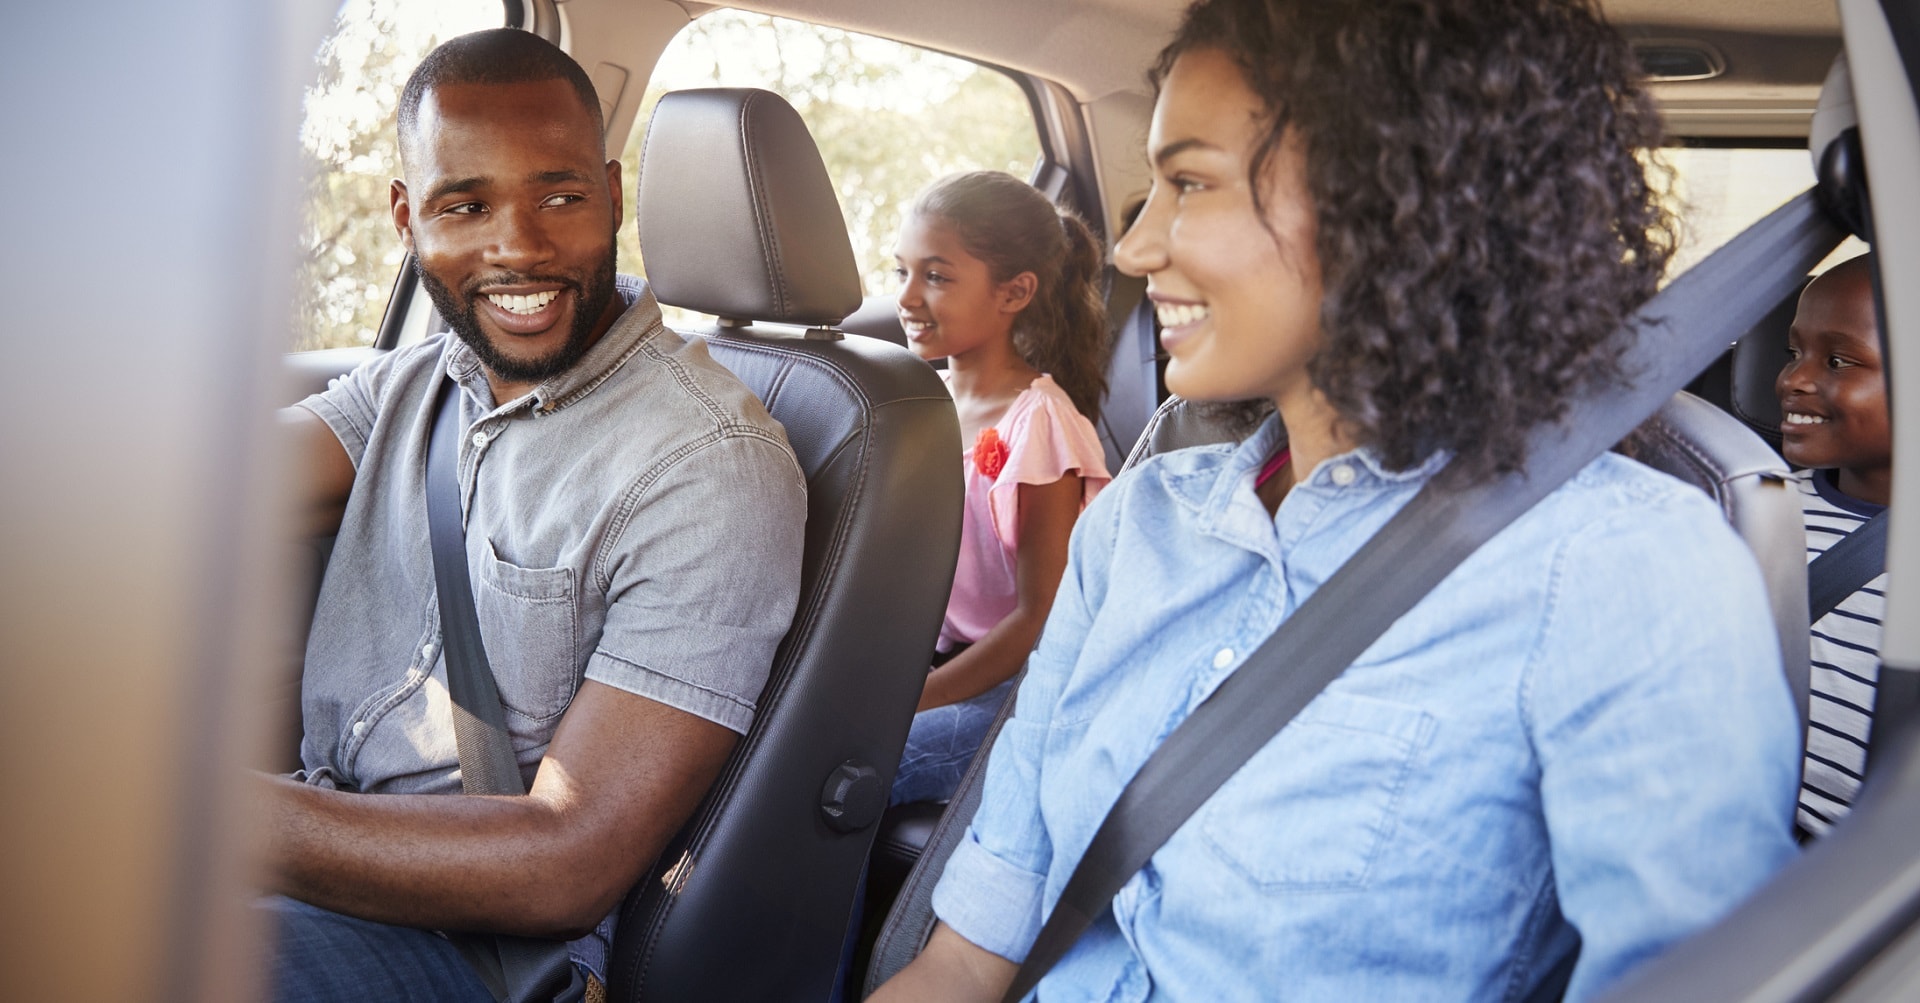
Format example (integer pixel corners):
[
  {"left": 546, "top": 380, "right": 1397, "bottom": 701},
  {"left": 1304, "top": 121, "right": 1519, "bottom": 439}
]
[
  {"left": 999, "top": 189, "right": 1844, "bottom": 1003},
  {"left": 1808, "top": 510, "right": 1889, "bottom": 623},
  {"left": 426, "top": 377, "right": 587, "bottom": 1003}
]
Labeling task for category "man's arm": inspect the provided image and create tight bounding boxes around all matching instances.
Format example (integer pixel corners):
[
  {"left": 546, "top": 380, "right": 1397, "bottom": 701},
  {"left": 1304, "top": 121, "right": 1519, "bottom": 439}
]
[
  {"left": 261, "top": 679, "right": 736, "bottom": 938},
  {"left": 869, "top": 923, "right": 1017, "bottom": 1002},
  {"left": 280, "top": 406, "right": 357, "bottom": 539}
]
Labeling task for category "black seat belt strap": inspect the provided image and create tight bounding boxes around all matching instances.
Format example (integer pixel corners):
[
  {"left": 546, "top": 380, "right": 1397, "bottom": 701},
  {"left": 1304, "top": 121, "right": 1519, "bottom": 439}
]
[
  {"left": 425, "top": 376, "right": 585, "bottom": 1003},
  {"left": 1808, "top": 510, "right": 1889, "bottom": 623},
  {"left": 1000, "top": 189, "right": 1843, "bottom": 1003}
]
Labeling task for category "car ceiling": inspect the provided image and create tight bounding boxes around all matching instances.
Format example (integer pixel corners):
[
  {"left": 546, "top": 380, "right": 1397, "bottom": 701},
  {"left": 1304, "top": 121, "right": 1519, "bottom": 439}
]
[{"left": 697, "top": 0, "right": 1842, "bottom": 136}]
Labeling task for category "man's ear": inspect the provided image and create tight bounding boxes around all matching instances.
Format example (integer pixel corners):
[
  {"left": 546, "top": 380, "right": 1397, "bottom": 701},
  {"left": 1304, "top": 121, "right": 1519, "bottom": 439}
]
[
  {"left": 605, "top": 158, "right": 625, "bottom": 232},
  {"left": 999, "top": 271, "right": 1038, "bottom": 314},
  {"left": 390, "top": 179, "right": 414, "bottom": 251}
]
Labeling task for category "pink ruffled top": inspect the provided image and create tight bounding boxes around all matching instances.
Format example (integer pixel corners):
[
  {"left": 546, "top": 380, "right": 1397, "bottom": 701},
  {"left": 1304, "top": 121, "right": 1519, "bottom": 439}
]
[{"left": 938, "top": 374, "right": 1110, "bottom": 651}]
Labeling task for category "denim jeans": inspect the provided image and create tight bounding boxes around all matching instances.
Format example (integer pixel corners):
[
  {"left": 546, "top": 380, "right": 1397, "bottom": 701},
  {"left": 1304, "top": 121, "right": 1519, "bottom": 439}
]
[
  {"left": 261, "top": 896, "right": 497, "bottom": 1003},
  {"left": 890, "top": 678, "right": 1014, "bottom": 805}
]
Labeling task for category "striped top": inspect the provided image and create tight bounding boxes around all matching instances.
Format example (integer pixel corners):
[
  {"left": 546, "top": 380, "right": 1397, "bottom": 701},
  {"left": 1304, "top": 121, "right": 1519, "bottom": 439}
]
[{"left": 1796, "top": 467, "right": 1888, "bottom": 837}]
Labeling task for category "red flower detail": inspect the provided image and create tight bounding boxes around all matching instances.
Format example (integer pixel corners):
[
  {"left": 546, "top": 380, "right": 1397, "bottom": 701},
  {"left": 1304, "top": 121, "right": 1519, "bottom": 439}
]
[{"left": 974, "top": 427, "right": 1009, "bottom": 480}]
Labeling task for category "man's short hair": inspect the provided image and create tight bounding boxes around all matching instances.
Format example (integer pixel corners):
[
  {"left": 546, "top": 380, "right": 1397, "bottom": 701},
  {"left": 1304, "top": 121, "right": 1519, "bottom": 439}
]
[{"left": 397, "top": 28, "right": 604, "bottom": 162}]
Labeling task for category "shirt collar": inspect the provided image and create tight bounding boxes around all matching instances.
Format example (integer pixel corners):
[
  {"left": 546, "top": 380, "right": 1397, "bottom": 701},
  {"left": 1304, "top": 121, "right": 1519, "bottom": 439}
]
[
  {"left": 445, "top": 274, "right": 663, "bottom": 417},
  {"left": 1163, "top": 412, "right": 1448, "bottom": 533}
]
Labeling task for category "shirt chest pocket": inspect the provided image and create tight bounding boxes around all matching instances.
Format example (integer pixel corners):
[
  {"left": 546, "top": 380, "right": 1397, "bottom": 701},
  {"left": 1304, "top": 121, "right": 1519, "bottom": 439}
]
[
  {"left": 473, "top": 540, "right": 579, "bottom": 725},
  {"left": 1196, "top": 691, "right": 1434, "bottom": 891}
]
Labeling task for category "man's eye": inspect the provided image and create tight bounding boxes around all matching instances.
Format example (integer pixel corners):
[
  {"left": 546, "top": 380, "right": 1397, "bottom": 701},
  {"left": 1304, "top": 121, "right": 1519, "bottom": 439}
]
[
  {"left": 541, "top": 193, "right": 585, "bottom": 208},
  {"left": 1828, "top": 355, "right": 1856, "bottom": 370},
  {"left": 444, "top": 202, "right": 485, "bottom": 215}
]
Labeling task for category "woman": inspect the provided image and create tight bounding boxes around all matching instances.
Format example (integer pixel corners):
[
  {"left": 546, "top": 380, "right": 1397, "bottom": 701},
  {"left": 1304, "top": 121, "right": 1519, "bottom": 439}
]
[{"left": 871, "top": 0, "right": 1801, "bottom": 1000}]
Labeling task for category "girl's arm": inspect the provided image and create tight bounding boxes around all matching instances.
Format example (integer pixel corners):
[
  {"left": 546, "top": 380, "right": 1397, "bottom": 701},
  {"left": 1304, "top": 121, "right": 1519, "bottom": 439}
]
[{"left": 919, "top": 473, "right": 1083, "bottom": 711}]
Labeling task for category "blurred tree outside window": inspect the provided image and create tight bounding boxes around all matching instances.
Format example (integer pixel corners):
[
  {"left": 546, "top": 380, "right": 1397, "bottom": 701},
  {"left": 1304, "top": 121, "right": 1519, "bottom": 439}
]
[{"left": 293, "top": 0, "right": 504, "bottom": 352}]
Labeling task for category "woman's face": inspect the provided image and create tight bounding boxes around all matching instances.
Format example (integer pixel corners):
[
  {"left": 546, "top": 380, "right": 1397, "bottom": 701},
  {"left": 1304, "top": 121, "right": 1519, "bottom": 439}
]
[{"left": 1114, "top": 47, "right": 1323, "bottom": 407}]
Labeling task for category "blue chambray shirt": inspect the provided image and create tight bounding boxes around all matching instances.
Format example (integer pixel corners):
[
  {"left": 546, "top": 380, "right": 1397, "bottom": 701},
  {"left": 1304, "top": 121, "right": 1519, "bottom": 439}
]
[{"left": 932, "top": 414, "right": 1801, "bottom": 1002}]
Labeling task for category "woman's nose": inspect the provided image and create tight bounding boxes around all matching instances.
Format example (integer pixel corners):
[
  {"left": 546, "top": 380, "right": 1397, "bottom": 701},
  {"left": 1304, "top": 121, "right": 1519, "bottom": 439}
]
[{"left": 1114, "top": 194, "right": 1168, "bottom": 278}]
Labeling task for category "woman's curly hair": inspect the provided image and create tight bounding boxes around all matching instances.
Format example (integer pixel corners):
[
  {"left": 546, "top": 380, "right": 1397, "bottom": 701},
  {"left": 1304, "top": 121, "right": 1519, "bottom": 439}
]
[{"left": 1155, "top": 0, "right": 1679, "bottom": 484}]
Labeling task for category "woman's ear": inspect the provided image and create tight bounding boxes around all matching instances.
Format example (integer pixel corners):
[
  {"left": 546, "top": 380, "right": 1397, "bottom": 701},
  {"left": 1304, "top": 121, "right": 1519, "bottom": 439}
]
[{"left": 999, "top": 272, "right": 1039, "bottom": 314}]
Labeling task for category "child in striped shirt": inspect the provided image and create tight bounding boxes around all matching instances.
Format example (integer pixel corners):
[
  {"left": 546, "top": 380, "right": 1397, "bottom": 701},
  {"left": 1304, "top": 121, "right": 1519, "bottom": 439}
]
[{"left": 1775, "top": 252, "right": 1890, "bottom": 836}]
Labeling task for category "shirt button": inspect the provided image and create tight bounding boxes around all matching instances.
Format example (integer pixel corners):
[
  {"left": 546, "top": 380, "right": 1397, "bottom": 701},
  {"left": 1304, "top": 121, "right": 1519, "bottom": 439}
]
[
  {"left": 1330, "top": 463, "right": 1357, "bottom": 487},
  {"left": 421, "top": 644, "right": 435, "bottom": 662},
  {"left": 351, "top": 721, "right": 369, "bottom": 738},
  {"left": 470, "top": 430, "right": 489, "bottom": 447},
  {"left": 1213, "top": 647, "right": 1235, "bottom": 669}
]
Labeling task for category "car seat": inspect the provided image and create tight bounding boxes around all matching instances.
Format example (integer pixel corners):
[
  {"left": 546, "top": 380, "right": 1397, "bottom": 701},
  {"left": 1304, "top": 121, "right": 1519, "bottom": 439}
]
[
  {"left": 608, "top": 86, "right": 963, "bottom": 1001},
  {"left": 865, "top": 388, "right": 1813, "bottom": 994}
]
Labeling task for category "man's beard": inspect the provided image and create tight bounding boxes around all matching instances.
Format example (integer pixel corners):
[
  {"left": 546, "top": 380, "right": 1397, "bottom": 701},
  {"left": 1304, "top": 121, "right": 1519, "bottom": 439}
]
[{"left": 415, "top": 243, "right": 619, "bottom": 387}]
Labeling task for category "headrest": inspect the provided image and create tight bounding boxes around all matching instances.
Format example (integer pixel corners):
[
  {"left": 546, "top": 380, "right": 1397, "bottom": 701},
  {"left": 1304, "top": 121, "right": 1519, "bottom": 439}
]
[
  {"left": 1811, "top": 54, "right": 1870, "bottom": 240},
  {"left": 637, "top": 88, "right": 863, "bottom": 326}
]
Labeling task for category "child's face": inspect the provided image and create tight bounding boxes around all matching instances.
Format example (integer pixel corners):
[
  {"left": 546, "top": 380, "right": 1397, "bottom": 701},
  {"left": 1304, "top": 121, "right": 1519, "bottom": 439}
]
[
  {"left": 892, "top": 214, "right": 1029, "bottom": 363},
  {"left": 1775, "top": 261, "right": 1890, "bottom": 484}
]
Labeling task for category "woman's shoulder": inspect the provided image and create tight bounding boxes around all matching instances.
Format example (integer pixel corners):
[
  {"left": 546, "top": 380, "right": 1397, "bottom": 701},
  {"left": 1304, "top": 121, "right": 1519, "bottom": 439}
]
[{"left": 1522, "top": 451, "right": 1750, "bottom": 574}]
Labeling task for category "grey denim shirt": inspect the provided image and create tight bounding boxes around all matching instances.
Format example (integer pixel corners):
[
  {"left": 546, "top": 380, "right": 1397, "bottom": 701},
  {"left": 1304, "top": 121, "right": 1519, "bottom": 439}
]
[{"left": 296, "top": 276, "right": 806, "bottom": 796}]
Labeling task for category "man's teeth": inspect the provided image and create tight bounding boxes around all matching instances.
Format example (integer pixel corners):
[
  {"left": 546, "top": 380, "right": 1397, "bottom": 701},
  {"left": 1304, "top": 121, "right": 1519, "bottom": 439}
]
[
  {"left": 1784, "top": 413, "right": 1829, "bottom": 425},
  {"left": 487, "top": 290, "right": 560, "bottom": 315},
  {"left": 1156, "top": 302, "right": 1209, "bottom": 328}
]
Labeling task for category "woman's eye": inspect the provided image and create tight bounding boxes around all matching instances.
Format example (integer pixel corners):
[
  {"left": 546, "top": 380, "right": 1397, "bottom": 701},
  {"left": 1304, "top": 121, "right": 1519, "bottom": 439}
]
[
  {"left": 890, "top": 266, "right": 907, "bottom": 281},
  {"left": 926, "top": 272, "right": 947, "bottom": 284},
  {"left": 1171, "top": 174, "right": 1205, "bottom": 195},
  {"left": 1828, "top": 354, "right": 1855, "bottom": 370}
]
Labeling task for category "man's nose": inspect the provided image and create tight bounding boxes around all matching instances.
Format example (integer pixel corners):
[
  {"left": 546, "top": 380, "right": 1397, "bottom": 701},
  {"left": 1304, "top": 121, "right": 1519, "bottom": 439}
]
[{"left": 484, "top": 205, "right": 557, "bottom": 272}]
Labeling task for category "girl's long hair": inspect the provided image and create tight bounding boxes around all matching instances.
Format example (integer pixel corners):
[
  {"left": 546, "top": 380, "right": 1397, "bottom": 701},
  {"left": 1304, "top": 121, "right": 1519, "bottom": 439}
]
[{"left": 911, "top": 171, "right": 1112, "bottom": 422}]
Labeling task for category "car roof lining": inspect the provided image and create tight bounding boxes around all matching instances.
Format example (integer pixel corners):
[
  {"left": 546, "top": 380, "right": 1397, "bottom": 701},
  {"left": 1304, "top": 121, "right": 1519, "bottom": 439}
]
[{"left": 713, "top": 0, "right": 1839, "bottom": 136}]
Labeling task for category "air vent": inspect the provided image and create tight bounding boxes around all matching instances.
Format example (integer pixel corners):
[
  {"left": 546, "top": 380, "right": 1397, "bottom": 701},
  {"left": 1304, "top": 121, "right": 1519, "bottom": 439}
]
[{"left": 1632, "top": 40, "right": 1726, "bottom": 82}]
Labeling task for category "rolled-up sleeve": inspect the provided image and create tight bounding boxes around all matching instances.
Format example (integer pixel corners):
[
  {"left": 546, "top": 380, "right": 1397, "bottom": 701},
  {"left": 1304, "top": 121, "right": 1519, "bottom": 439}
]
[
  {"left": 584, "top": 431, "right": 806, "bottom": 734},
  {"left": 932, "top": 478, "right": 1124, "bottom": 962},
  {"left": 295, "top": 342, "right": 416, "bottom": 467}
]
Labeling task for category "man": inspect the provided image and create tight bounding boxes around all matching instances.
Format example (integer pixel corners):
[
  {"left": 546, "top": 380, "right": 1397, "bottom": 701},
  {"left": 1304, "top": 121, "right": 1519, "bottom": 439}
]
[{"left": 262, "top": 28, "right": 806, "bottom": 1001}]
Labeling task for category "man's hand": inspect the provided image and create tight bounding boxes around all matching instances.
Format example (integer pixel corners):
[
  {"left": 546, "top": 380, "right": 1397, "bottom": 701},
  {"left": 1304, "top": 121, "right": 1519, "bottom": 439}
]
[{"left": 262, "top": 680, "right": 738, "bottom": 938}]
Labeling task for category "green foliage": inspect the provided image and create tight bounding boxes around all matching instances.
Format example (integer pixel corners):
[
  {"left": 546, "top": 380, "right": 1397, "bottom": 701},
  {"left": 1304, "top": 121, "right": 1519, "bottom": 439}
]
[
  {"left": 295, "top": 5, "right": 1042, "bottom": 350},
  {"left": 293, "top": 0, "right": 500, "bottom": 352}
]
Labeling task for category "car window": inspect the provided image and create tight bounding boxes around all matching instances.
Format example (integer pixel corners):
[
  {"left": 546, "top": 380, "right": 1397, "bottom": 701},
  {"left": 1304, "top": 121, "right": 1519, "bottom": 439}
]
[
  {"left": 1662, "top": 145, "right": 1867, "bottom": 278},
  {"left": 618, "top": 10, "right": 1044, "bottom": 323},
  {"left": 292, "top": 0, "right": 506, "bottom": 352}
]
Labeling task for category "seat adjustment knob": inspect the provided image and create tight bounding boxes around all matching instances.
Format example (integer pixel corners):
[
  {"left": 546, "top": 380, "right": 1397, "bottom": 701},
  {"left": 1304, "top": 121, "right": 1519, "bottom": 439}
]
[{"left": 819, "top": 760, "right": 885, "bottom": 833}]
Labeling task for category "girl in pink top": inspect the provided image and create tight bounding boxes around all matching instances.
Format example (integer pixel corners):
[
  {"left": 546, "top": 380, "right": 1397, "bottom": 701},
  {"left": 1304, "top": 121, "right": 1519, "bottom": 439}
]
[{"left": 890, "top": 171, "right": 1114, "bottom": 804}]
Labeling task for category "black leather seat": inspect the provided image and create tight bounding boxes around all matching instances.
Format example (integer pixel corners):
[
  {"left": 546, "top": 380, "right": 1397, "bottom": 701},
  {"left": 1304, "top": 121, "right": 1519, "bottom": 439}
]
[{"left": 609, "top": 87, "right": 962, "bottom": 1001}]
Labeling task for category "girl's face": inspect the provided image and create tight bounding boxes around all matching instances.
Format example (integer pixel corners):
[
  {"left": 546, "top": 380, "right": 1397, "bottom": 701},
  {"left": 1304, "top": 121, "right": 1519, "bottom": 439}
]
[
  {"left": 892, "top": 214, "right": 1033, "bottom": 363},
  {"left": 1114, "top": 47, "right": 1324, "bottom": 407}
]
